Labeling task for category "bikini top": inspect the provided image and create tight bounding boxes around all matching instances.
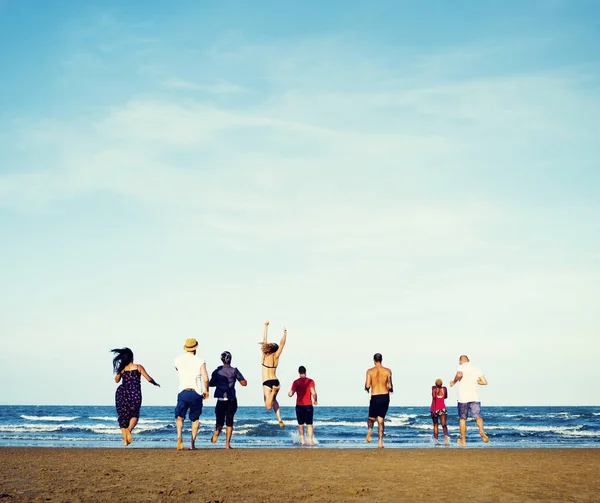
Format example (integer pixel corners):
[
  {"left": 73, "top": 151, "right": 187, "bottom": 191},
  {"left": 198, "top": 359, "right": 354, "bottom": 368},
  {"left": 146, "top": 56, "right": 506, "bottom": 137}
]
[{"left": 262, "top": 357, "right": 276, "bottom": 369}]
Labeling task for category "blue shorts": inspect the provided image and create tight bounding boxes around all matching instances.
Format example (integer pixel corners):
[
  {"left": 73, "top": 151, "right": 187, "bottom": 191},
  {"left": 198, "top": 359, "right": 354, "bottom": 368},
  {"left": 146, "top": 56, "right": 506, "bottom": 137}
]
[
  {"left": 175, "top": 389, "right": 203, "bottom": 421},
  {"left": 457, "top": 402, "right": 481, "bottom": 420}
]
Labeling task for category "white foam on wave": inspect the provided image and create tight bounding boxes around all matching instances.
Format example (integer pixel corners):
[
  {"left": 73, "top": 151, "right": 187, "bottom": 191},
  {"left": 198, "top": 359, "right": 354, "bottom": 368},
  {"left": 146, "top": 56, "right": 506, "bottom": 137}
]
[
  {"left": 20, "top": 415, "right": 79, "bottom": 422},
  {"left": 89, "top": 416, "right": 117, "bottom": 422},
  {"left": 0, "top": 424, "right": 66, "bottom": 433},
  {"left": 483, "top": 424, "right": 584, "bottom": 434},
  {"left": 314, "top": 421, "right": 362, "bottom": 427},
  {"left": 559, "top": 430, "right": 600, "bottom": 437},
  {"left": 138, "top": 419, "right": 171, "bottom": 425}
]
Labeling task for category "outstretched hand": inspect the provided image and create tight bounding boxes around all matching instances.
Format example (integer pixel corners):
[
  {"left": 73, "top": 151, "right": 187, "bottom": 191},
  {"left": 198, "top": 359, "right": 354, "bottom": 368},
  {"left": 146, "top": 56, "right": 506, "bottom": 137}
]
[
  {"left": 153, "top": 381, "right": 161, "bottom": 387},
  {"left": 265, "top": 320, "right": 270, "bottom": 326},
  {"left": 449, "top": 381, "right": 455, "bottom": 387}
]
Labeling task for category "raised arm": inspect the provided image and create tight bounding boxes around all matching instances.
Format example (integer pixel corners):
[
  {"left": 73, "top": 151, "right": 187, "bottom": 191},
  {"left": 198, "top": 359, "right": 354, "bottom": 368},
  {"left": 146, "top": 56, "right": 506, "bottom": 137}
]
[
  {"left": 200, "top": 363, "right": 210, "bottom": 399},
  {"left": 137, "top": 364, "right": 160, "bottom": 387},
  {"left": 263, "top": 320, "right": 270, "bottom": 344},
  {"left": 274, "top": 327, "right": 287, "bottom": 358},
  {"left": 449, "top": 371, "right": 463, "bottom": 387},
  {"left": 477, "top": 375, "right": 488, "bottom": 385}
]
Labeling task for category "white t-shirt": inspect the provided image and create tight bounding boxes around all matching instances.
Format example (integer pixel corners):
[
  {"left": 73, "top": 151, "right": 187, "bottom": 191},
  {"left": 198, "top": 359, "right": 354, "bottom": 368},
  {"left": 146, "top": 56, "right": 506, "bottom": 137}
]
[
  {"left": 174, "top": 352, "right": 205, "bottom": 394},
  {"left": 456, "top": 361, "right": 484, "bottom": 403}
]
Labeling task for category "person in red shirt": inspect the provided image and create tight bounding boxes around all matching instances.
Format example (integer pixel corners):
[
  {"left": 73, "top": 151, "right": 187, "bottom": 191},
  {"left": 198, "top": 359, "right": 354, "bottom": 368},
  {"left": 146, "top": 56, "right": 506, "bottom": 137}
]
[{"left": 288, "top": 365, "right": 318, "bottom": 445}]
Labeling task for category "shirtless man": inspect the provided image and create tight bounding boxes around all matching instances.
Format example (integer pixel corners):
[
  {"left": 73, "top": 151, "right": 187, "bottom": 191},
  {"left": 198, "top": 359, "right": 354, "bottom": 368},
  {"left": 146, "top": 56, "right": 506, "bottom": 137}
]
[{"left": 364, "top": 353, "right": 393, "bottom": 448}]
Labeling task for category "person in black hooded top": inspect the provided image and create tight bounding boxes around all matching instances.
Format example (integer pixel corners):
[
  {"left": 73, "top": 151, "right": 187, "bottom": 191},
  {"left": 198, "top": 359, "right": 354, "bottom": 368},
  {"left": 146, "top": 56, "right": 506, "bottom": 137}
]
[{"left": 209, "top": 351, "right": 248, "bottom": 449}]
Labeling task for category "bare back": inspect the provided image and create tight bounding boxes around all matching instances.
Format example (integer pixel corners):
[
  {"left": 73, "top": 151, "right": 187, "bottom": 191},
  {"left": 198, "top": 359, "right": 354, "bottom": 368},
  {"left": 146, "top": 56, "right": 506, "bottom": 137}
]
[
  {"left": 366, "top": 365, "right": 393, "bottom": 396},
  {"left": 261, "top": 354, "right": 279, "bottom": 381}
]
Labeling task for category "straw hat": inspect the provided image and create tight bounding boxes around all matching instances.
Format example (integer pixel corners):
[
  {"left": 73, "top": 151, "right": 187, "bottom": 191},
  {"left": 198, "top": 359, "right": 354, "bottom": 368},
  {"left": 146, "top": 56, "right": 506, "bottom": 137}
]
[{"left": 183, "top": 338, "right": 198, "bottom": 352}]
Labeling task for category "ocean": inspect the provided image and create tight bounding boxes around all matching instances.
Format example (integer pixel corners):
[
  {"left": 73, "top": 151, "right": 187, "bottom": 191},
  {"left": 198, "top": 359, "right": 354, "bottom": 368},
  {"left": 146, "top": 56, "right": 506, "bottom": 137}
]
[{"left": 1, "top": 405, "right": 599, "bottom": 449}]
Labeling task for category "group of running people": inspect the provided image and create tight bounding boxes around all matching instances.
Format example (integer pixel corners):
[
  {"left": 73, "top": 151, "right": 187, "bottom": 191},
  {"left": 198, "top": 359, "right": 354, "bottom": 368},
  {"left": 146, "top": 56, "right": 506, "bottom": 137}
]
[{"left": 112, "top": 322, "right": 489, "bottom": 449}]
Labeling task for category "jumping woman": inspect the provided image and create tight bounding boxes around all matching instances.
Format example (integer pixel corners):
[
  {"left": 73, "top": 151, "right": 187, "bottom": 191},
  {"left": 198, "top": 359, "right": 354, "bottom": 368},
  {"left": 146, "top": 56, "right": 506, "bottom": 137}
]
[{"left": 260, "top": 320, "right": 287, "bottom": 428}]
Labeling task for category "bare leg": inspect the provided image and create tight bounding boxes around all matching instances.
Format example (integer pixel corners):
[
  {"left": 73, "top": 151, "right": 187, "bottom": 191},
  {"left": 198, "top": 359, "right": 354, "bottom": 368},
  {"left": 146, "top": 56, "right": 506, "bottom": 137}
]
[
  {"left": 476, "top": 417, "right": 489, "bottom": 442},
  {"left": 128, "top": 416, "right": 138, "bottom": 432},
  {"left": 211, "top": 425, "right": 222, "bottom": 444},
  {"left": 457, "top": 418, "right": 467, "bottom": 446},
  {"left": 307, "top": 424, "right": 314, "bottom": 445},
  {"left": 297, "top": 424, "right": 306, "bottom": 445},
  {"left": 432, "top": 418, "right": 439, "bottom": 440},
  {"left": 264, "top": 385, "right": 278, "bottom": 410},
  {"left": 125, "top": 417, "right": 137, "bottom": 444},
  {"left": 366, "top": 417, "right": 375, "bottom": 442},
  {"left": 120, "top": 428, "right": 130, "bottom": 446},
  {"left": 176, "top": 417, "right": 185, "bottom": 451},
  {"left": 190, "top": 420, "right": 199, "bottom": 450},
  {"left": 225, "top": 426, "right": 233, "bottom": 449},
  {"left": 441, "top": 414, "right": 449, "bottom": 443},
  {"left": 265, "top": 386, "right": 284, "bottom": 427},
  {"left": 377, "top": 417, "right": 385, "bottom": 448}
]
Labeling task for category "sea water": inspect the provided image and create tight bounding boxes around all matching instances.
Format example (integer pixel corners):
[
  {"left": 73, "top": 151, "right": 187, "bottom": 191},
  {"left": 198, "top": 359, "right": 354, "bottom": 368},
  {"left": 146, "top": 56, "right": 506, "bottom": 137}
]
[{"left": 1, "top": 405, "right": 599, "bottom": 448}]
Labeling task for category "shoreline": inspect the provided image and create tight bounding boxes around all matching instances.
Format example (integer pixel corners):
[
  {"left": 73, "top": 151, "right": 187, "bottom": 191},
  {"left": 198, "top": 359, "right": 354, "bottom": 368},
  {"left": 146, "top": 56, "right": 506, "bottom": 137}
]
[{"left": 1, "top": 447, "right": 599, "bottom": 501}]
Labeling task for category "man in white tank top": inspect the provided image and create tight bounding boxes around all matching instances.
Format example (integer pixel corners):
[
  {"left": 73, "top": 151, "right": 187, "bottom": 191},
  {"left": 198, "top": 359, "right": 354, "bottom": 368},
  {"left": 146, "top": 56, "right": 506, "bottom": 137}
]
[
  {"left": 450, "top": 354, "right": 489, "bottom": 446},
  {"left": 174, "top": 338, "right": 209, "bottom": 450}
]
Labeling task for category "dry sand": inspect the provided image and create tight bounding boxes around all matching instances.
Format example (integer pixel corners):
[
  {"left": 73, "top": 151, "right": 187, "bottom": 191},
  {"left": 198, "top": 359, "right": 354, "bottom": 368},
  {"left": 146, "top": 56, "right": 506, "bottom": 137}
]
[{"left": 1, "top": 447, "right": 599, "bottom": 502}]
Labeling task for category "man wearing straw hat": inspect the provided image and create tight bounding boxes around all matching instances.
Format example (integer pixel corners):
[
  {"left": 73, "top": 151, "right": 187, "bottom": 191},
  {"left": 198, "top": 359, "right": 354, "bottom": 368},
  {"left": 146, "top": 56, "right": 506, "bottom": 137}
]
[{"left": 174, "top": 338, "right": 209, "bottom": 450}]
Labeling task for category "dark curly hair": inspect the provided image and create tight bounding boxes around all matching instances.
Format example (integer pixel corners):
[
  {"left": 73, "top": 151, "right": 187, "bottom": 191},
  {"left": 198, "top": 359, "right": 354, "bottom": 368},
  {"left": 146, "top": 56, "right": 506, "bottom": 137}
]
[{"left": 111, "top": 347, "right": 133, "bottom": 374}]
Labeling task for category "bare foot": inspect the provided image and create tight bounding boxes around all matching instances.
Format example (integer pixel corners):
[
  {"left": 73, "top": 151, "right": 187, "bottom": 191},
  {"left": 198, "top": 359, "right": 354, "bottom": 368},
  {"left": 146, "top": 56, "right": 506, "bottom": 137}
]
[
  {"left": 480, "top": 432, "right": 490, "bottom": 443},
  {"left": 278, "top": 419, "right": 285, "bottom": 428},
  {"left": 125, "top": 430, "right": 133, "bottom": 445},
  {"left": 366, "top": 431, "right": 373, "bottom": 443},
  {"left": 177, "top": 437, "right": 184, "bottom": 451},
  {"left": 378, "top": 441, "right": 384, "bottom": 449},
  {"left": 457, "top": 438, "right": 466, "bottom": 447},
  {"left": 190, "top": 440, "right": 197, "bottom": 450},
  {"left": 225, "top": 445, "right": 232, "bottom": 450},
  {"left": 444, "top": 436, "right": 450, "bottom": 445},
  {"left": 211, "top": 431, "right": 220, "bottom": 444}
]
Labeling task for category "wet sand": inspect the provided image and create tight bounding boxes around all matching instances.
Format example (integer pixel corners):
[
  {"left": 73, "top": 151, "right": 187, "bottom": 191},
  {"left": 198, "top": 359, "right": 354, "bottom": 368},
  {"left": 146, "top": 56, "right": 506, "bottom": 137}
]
[{"left": 1, "top": 447, "right": 599, "bottom": 502}]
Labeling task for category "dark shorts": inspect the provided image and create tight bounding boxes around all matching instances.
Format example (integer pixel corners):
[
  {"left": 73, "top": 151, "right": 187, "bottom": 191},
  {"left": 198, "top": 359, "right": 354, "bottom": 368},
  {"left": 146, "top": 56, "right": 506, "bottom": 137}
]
[
  {"left": 457, "top": 402, "right": 481, "bottom": 420},
  {"left": 368, "top": 394, "right": 390, "bottom": 419},
  {"left": 295, "top": 405, "right": 314, "bottom": 425},
  {"left": 431, "top": 409, "right": 447, "bottom": 420},
  {"left": 263, "top": 379, "right": 280, "bottom": 389},
  {"left": 215, "top": 399, "right": 238, "bottom": 428},
  {"left": 175, "top": 389, "right": 203, "bottom": 422}
]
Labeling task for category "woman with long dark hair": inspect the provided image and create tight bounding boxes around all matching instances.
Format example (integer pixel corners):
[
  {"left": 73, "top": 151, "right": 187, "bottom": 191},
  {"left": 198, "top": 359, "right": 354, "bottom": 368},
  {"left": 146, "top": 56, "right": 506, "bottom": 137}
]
[
  {"left": 111, "top": 347, "right": 160, "bottom": 446},
  {"left": 260, "top": 321, "right": 287, "bottom": 428}
]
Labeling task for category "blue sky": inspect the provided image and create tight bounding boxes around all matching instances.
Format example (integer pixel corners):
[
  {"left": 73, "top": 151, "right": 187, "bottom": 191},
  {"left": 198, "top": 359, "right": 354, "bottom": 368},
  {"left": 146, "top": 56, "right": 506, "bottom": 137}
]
[{"left": 1, "top": 0, "right": 599, "bottom": 407}]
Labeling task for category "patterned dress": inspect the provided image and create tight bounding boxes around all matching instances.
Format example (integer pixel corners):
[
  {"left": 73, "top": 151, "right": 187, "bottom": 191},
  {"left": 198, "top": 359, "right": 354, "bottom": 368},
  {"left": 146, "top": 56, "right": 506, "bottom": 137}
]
[{"left": 115, "top": 369, "right": 142, "bottom": 428}]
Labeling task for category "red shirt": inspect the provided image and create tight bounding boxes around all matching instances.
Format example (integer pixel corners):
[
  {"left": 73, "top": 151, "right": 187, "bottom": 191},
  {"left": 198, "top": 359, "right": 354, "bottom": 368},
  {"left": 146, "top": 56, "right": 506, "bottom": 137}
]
[{"left": 291, "top": 377, "right": 315, "bottom": 406}]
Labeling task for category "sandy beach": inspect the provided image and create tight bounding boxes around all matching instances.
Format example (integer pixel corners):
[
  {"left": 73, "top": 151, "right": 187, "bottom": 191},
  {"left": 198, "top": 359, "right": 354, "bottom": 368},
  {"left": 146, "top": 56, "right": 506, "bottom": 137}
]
[{"left": 1, "top": 448, "right": 599, "bottom": 502}]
